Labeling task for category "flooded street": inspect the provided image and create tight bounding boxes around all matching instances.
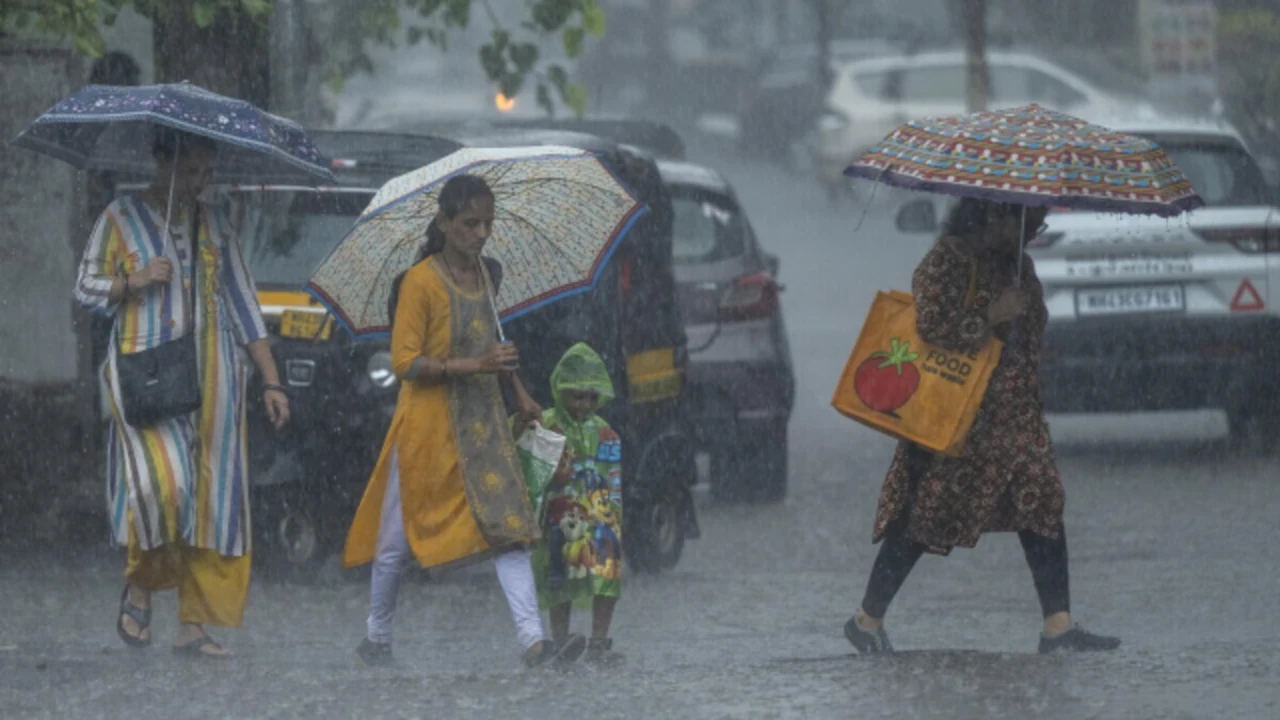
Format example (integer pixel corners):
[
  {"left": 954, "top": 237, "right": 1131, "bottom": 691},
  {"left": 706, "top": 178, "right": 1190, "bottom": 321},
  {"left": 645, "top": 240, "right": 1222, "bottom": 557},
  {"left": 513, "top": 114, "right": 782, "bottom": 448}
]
[{"left": 2, "top": 146, "right": 1277, "bottom": 719}]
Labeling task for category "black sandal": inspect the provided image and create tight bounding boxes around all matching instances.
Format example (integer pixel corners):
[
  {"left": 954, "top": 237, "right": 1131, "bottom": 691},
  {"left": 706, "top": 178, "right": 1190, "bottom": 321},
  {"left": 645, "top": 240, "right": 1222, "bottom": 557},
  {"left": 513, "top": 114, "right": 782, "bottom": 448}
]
[
  {"left": 172, "top": 633, "right": 230, "bottom": 659},
  {"left": 116, "top": 585, "right": 152, "bottom": 649}
]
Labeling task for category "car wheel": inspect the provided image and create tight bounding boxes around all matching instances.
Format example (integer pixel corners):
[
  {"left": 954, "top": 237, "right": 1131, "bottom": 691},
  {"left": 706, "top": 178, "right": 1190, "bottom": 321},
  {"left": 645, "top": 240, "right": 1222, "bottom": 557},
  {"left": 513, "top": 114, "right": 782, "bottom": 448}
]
[
  {"left": 625, "top": 442, "right": 691, "bottom": 573},
  {"left": 255, "top": 489, "right": 333, "bottom": 582}
]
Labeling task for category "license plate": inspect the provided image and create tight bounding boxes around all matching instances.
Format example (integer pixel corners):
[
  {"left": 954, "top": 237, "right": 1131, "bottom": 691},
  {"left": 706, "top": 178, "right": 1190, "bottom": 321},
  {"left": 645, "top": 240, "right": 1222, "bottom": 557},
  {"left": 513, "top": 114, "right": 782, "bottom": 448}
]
[
  {"left": 279, "top": 310, "right": 332, "bottom": 340},
  {"left": 1076, "top": 285, "right": 1184, "bottom": 316}
]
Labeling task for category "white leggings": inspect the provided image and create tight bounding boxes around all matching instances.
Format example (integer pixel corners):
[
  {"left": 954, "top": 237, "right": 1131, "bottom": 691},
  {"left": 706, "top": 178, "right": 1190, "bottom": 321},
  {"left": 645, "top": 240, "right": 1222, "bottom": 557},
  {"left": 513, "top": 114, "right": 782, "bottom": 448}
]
[{"left": 366, "top": 448, "right": 546, "bottom": 650}]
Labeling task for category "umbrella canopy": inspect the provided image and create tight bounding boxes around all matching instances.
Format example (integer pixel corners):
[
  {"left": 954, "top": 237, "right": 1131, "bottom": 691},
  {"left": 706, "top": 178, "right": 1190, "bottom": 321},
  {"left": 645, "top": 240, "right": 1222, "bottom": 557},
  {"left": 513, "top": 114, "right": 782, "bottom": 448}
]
[
  {"left": 11, "top": 82, "right": 334, "bottom": 183},
  {"left": 844, "top": 104, "right": 1204, "bottom": 217},
  {"left": 306, "top": 145, "right": 647, "bottom": 338}
]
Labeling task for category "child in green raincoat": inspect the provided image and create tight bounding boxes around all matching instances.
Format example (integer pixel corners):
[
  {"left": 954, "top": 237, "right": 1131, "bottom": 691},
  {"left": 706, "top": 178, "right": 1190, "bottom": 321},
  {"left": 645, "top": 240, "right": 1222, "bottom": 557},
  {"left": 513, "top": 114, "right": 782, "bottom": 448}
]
[{"left": 530, "top": 343, "right": 625, "bottom": 666}]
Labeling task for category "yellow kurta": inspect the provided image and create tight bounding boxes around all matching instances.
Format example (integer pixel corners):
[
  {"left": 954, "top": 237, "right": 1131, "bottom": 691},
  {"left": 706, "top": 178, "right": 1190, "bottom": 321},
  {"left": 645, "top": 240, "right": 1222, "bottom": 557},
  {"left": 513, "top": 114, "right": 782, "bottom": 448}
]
[{"left": 343, "top": 258, "right": 536, "bottom": 569}]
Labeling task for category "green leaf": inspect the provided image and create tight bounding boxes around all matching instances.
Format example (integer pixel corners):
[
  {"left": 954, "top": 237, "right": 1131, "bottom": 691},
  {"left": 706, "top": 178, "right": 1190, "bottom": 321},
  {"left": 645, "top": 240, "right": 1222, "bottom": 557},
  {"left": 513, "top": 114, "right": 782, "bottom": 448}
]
[
  {"left": 192, "top": 1, "right": 218, "bottom": 28},
  {"left": 510, "top": 42, "right": 538, "bottom": 72},
  {"left": 73, "top": 32, "right": 106, "bottom": 58},
  {"left": 240, "top": 0, "right": 271, "bottom": 18},
  {"left": 581, "top": 0, "right": 605, "bottom": 36},
  {"left": 479, "top": 43, "right": 506, "bottom": 80},
  {"left": 406, "top": 26, "right": 425, "bottom": 45},
  {"left": 499, "top": 72, "right": 523, "bottom": 99},
  {"left": 564, "top": 81, "right": 588, "bottom": 118},
  {"left": 532, "top": 0, "right": 574, "bottom": 31},
  {"left": 562, "top": 26, "right": 584, "bottom": 58},
  {"left": 547, "top": 64, "right": 569, "bottom": 93},
  {"left": 443, "top": 0, "right": 471, "bottom": 28}
]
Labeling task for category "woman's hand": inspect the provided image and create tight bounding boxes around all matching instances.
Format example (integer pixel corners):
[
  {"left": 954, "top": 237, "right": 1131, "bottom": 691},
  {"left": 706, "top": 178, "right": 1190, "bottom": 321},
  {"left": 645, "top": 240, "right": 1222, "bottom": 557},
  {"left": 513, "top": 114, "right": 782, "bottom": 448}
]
[
  {"left": 988, "top": 288, "right": 1026, "bottom": 325},
  {"left": 550, "top": 448, "right": 575, "bottom": 488},
  {"left": 129, "top": 258, "right": 173, "bottom": 291},
  {"left": 264, "top": 387, "right": 291, "bottom": 429},
  {"left": 474, "top": 342, "right": 519, "bottom": 375}
]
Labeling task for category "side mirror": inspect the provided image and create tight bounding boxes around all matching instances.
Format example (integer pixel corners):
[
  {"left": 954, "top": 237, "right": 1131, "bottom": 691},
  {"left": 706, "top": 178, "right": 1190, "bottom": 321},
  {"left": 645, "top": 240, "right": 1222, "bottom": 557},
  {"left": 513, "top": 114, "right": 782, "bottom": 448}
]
[
  {"left": 895, "top": 198, "right": 940, "bottom": 234},
  {"left": 763, "top": 252, "right": 780, "bottom": 277}
]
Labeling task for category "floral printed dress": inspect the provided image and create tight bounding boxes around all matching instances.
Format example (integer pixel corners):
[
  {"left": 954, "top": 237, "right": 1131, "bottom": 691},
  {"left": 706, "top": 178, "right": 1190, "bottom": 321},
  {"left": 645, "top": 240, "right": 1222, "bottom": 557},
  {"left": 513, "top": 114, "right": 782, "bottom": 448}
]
[{"left": 872, "top": 237, "right": 1066, "bottom": 554}]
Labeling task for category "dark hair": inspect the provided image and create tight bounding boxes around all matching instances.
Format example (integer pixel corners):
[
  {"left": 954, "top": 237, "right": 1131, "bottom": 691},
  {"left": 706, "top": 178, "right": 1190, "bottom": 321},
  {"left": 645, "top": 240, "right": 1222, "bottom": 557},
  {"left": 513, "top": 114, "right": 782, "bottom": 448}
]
[
  {"left": 89, "top": 51, "right": 141, "bottom": 86},
  {"left": 941, "top": 197, "right": 990, "bottom": 242},
  {"left": 387, "top": 174, "right": 498, "bottom": 324},
  {"left": 418, "top": 173, "right": 495, "bottom": 261},
  {"left": 152, "top": 126, "right": 219, "bottom": 160}
]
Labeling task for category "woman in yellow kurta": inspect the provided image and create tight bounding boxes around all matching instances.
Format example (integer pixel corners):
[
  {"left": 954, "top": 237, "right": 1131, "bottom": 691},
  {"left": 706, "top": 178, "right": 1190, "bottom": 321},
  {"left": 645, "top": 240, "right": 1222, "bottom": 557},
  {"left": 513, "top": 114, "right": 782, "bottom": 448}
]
[{"left": 345, "top": 174, "right": 584, "bottom": 669}]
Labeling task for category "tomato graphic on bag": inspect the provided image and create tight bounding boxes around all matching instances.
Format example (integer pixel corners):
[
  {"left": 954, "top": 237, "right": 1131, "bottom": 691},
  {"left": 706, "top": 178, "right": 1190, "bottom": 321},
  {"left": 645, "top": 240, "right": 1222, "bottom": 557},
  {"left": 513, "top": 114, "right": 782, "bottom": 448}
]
[{"left": 854, "top": 337, "right": 921, "bottom": 415}]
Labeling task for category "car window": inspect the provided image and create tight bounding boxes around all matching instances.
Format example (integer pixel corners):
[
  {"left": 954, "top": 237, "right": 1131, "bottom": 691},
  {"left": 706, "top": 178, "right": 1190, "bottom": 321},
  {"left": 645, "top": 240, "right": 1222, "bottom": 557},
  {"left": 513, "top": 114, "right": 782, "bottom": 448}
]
[
  {"left": 989, "top": 65, "right": 1031, "bottom": 103},
  {"left": 670, "top": 190, "right": 747, "bottom": 266},
  {"left": 899, "top": 66, "right": 967, "bottom": 103},
  {"left": 233, "top": 190, "right": 370, "bottom": 287},
  {"left": 1156, "top": 140, "right": 1271, "bottom": 207},
  {"left": 1025, "top": 70, "right": 1087, "bottom": 107},
  {"left": 852, "top": 69, "right": 892, "bottom": 98}
]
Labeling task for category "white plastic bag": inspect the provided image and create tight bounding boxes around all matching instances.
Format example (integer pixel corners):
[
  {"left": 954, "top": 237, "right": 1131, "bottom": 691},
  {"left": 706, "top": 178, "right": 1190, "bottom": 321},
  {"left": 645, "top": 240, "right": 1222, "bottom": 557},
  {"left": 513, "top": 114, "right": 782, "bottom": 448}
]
[{"left": 516, "top": 422, "right": 567, "bottom": 523}]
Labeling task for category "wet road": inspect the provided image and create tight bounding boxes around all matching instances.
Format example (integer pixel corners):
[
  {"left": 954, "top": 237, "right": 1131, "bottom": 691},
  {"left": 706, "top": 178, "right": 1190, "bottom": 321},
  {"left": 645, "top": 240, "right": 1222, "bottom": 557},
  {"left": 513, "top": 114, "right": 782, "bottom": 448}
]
[{"left": 3, "top": 147, "right": 1278, "bottom": 719}]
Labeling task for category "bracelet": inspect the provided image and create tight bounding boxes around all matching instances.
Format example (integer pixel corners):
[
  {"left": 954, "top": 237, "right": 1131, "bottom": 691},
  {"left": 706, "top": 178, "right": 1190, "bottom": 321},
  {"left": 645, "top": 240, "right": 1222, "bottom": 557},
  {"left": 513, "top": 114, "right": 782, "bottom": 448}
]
[{"left": 263, "top": 383, "right": 288, "bottom": 395}]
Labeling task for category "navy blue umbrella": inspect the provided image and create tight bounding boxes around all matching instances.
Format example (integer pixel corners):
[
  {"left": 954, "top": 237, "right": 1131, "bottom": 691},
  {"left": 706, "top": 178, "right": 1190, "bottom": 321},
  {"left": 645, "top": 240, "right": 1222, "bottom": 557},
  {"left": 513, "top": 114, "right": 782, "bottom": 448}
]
[{"left": 11, "top": 81, "right": 335, "bottom": 184}]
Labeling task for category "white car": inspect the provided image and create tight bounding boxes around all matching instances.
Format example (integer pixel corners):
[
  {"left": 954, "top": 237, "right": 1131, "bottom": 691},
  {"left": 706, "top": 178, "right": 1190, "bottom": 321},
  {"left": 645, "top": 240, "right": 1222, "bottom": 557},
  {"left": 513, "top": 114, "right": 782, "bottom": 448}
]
[
  {"left": 810, "top": 50, "right": 1126, "bottom": 197},
  {"left": 893, "top": 118, "right": 1280, "bottom": 445}
]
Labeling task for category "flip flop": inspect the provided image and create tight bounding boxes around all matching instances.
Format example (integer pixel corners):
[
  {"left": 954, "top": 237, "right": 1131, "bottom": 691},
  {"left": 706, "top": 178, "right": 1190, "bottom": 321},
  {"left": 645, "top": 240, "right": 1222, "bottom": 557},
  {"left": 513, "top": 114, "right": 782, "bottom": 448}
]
[
  {"left": 116, "top": 585, "right": 152, "bottom": 649},
  {"left": 172, "top": 634, "right": 231, "bottom": 660}
]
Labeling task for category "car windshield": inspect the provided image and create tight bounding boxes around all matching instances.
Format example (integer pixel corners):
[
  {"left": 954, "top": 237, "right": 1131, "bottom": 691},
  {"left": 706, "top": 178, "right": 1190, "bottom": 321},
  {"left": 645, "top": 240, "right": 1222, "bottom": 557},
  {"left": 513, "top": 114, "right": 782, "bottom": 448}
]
[
  {"left": 231, "top": 189, "right": 372, "bottom": 288},
  {"left": 670, "top": 189, "right": 746, "bottom": 266},
  {"left": 1153, "top": 139, "right": 1271, "bottom": 207}
]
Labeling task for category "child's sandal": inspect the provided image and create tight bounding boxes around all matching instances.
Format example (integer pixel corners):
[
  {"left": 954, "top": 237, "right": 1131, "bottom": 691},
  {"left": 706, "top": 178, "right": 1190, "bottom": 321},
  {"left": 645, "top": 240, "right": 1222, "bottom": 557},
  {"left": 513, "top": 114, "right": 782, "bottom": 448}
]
[{"left": 585, "top": 637, "right": 625, "bottom": 667}]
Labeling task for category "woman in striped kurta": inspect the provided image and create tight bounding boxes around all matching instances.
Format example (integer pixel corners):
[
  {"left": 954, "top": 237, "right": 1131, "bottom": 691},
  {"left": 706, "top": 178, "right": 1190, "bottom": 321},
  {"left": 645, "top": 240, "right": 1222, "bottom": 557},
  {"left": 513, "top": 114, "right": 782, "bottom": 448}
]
[{"left": 75, "top": 130, "right": 289, "bottom": 658}]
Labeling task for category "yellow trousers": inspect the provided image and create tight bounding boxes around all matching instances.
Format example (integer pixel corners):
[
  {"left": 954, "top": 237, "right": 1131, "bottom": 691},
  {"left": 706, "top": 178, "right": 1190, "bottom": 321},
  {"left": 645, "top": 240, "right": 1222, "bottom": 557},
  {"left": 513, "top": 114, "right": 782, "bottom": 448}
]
[{"left": 126, "top": 526, "right": 251, "bottom": 628}]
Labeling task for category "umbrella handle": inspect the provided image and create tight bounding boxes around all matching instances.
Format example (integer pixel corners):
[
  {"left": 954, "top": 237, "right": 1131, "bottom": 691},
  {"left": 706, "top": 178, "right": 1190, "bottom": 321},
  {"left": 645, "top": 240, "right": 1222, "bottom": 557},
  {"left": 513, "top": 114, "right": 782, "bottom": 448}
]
[{"left": 479, "top": 257, "right": 506, "bottom": 344}]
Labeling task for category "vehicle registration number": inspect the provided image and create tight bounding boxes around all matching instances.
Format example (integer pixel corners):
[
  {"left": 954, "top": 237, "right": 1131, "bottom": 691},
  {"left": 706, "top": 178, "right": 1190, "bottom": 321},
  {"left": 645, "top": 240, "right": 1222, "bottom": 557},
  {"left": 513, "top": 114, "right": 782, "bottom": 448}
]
[
  {"left": 279, "top": 310, "right": 332, "bottom": 340},
  {"left": 1076, "top": 285, "right": 1184, "bottom": 317}
]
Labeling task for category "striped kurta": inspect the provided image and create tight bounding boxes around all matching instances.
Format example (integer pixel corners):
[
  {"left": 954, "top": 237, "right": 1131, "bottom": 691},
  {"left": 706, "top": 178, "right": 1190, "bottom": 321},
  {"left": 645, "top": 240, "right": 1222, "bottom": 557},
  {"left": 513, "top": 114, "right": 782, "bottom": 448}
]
[{"left": 76, "top": 193, "right": 268, "bottom": 556}]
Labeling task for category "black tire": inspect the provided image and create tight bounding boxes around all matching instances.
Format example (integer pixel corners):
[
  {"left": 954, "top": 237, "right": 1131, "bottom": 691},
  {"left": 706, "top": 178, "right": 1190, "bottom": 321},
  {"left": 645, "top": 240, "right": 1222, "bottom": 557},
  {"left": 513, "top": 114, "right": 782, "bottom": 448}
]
[
  {"left": 254, "top": 489, "right": 333, "bottom": 583},
  {"left": 625, "top": 441, "right": 692, "bottom": 573}
]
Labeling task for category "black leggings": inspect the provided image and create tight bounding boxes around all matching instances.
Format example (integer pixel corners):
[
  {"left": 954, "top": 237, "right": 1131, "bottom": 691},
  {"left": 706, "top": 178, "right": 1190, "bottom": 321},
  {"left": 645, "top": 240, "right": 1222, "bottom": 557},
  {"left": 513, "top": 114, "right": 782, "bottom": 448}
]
[{"left": 860, "top": 452, "right": 1071, "bottom": 620}]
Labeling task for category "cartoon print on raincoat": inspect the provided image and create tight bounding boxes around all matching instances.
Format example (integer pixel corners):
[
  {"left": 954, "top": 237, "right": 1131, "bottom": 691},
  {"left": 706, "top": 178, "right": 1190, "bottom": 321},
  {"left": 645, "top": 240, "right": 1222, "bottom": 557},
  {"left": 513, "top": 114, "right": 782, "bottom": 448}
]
[{"left": 528, "top": 343, "right": 623, "bottom": 610}]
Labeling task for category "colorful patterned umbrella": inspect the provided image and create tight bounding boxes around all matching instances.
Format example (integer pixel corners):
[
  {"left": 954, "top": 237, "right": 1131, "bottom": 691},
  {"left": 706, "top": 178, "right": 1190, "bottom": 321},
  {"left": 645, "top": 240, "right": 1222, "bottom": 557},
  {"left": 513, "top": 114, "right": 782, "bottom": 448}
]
[
  {"left": 306, "top": 145, "right": 646, "bottom": 338},
  {"left": 844, "top": 104, "right": 1204, "bottom": 217},
  {"left": 12, "top": 82, "right": 334, "bottom": 183}
]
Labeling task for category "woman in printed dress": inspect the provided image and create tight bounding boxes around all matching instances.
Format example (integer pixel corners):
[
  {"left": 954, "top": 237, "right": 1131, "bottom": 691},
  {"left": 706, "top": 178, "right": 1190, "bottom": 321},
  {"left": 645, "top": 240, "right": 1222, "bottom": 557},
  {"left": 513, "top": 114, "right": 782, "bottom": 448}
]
[
  {"left": 844, "top": 198, "right": 1120, "bottom": 655},
  {"left": 75, "top": 129, "right": 290, "bottom": 658},
  {"left": 344, "top": 174, "right": 576, "bottom": 669},
  {"left": 533, "top": 342, "right": 626, "bottom": 667}
]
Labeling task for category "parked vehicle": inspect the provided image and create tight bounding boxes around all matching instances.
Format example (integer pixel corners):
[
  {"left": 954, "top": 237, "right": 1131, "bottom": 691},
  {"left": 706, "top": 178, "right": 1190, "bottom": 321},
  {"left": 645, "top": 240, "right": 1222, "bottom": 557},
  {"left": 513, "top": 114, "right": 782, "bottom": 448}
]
[
  {"left": 809, "top": 50, "right": 1125, "bottom": 201},
  {"left": 658, "top": 160, "right": 795, "bottom": 502},
  {"left": 892, "top": 117, "right": 1280, "bottom": 449},
  {"left": 737, "top": 39, "right": 901, "bottom": 163}
]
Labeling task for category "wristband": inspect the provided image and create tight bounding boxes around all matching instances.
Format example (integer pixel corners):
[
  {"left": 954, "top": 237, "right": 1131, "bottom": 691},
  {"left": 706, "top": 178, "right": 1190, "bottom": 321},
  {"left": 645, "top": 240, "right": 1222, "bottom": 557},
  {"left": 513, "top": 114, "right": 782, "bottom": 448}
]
[{"left": 263, "top": 383, "right": 288, "bottom": 395}]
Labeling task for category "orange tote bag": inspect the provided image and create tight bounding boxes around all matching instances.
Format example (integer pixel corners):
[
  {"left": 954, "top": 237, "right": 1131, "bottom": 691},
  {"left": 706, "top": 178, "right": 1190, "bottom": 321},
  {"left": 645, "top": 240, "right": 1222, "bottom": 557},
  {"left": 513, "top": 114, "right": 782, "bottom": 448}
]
[{"left": 831, "top": 268, "right": 1002, "bottom": 456}]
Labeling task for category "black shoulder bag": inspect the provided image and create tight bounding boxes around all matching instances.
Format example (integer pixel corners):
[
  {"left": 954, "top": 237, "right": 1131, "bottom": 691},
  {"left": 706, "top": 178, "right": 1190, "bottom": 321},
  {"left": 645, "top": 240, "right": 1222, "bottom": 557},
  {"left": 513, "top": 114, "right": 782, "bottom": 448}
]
[{"left": 116, "top": 205, "right": 203, "bottom": 428}]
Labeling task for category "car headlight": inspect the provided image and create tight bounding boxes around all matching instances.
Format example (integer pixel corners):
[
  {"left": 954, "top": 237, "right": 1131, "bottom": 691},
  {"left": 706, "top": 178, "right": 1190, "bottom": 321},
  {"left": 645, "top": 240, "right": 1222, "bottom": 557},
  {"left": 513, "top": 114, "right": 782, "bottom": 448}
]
[{"left": 366, "top": 351, "right": 398, "bottom": 389}]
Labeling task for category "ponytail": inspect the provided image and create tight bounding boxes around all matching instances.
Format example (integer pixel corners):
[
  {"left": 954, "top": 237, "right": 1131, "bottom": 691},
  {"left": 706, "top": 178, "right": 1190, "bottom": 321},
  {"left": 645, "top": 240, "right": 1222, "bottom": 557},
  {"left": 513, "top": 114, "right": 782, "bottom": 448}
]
[{"left": 387, "top": 173, "right": 496, "bottom": 326}]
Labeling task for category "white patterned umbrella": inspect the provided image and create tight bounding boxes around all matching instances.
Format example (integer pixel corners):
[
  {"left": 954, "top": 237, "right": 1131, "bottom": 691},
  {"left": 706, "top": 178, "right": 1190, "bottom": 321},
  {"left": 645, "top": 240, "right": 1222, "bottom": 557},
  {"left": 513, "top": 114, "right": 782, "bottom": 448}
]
[{"left": 306, "top": 145, "right": 646, "bottom": 338}]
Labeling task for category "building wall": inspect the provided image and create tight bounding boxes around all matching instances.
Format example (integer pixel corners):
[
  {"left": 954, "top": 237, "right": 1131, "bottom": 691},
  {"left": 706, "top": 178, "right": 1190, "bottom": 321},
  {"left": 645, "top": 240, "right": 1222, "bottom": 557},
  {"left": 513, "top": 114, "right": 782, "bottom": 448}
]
[{"left": 0, "top": 41, "right": 82, "bottom": 386}]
